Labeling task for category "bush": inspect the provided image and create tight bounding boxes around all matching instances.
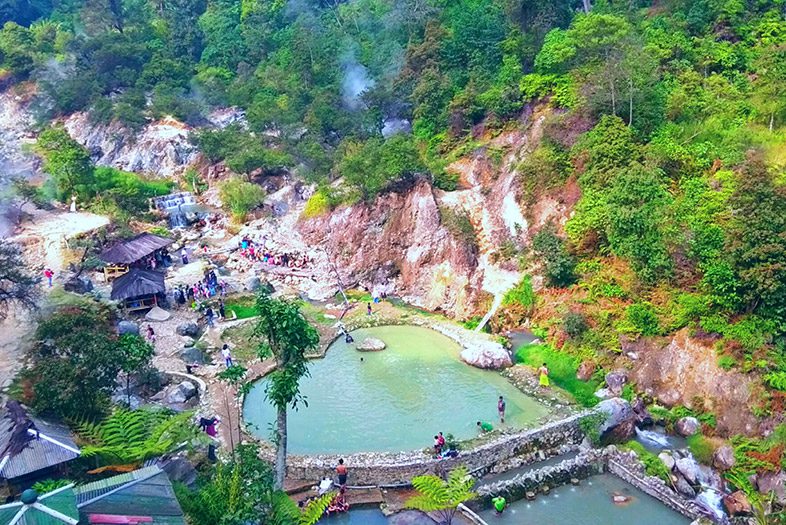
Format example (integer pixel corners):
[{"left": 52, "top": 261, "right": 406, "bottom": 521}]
[
  {"left": 626, "top": 303, "right": 660, "bottom": 336},
  {"left": 623, "top": 441, "right": 672, "bottom": 482},
  {"left": 219, "top": 176, "right": 265, "bottom": 223},
  {"left": 563, "top": 311, "right": 588, "bottom": 339},
  {"left": 717, "top": 355, "right": 737, "bottom": 370},
  {"left": 502, "top": 275, "right": 536, "bottom": 309},
  {"left": 687, "top": 433, "right": 717, "bottom": 465},
  {"left": 439, "top": 206, "right": 477, "bottom": 250},
  {"left": 302, "top": 189, "right": 332, "bottom": 219},
  {"left": 532, "top": 223, "right": 577, "bottom": 287}
]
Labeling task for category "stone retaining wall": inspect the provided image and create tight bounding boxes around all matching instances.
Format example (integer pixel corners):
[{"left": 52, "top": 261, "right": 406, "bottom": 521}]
[
  {"left": 279, "top": 412, "right": 589, "bottom": 486},
  {"left": 607, "top": 451, "right": 705, "bottom": 521}
]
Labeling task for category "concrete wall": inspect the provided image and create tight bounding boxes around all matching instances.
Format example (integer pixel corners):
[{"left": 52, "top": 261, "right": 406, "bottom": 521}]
[{"left": 281, "top": 412, "right": 589, "bottom": 486}]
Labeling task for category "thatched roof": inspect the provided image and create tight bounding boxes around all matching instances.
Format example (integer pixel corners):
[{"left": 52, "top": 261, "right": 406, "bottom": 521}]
[
  {"left": 100, "top": 233, "right": 173, "bottom": 265},
  {"left": 110, "top": 269, "right": 166, "bottom": 301}
]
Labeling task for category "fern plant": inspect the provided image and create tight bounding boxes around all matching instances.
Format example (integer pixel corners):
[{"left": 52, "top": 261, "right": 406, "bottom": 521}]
[
  {"left": 405, "top": 466, "right": 477, "bottom": 525},
  {"left": 76, "top": 408, "right": 198, "bottom": 467},
  {"left": 764, "top": 371, "right": 786, "bottom": 391},
  {"left": 267, "top": 491, "right": 334, "bottom": 525}
]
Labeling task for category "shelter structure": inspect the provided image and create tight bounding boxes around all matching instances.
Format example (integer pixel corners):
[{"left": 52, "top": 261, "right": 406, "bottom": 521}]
[
  {"left": 100, "top": 233, "right": 173, "bottom": 281},
  {"left": 74, "top": 465, "right": 186, "bottom": 524},
  {"left": 0, "top": 485, "right": 80, "bottom": 525},
  {"left": 110, "top": 269, "right": 166, "bottom": 312},
  {"left": 0, "top": 401, "right": 80, "bottom": 487}
]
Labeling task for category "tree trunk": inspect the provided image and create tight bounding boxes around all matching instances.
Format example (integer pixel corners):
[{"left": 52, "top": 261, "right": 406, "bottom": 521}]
[
  {"left": 224, "top": 392, "right": 235, "bottom": 456},
  {"left": 609, "top": 77, "right": 616, "bottom": 116},
  {"left": 582, "top": 0, "right": 591, "bottom": 13},
  {"left": 275, "top": 407, "right": 287, "bottom": 489}
]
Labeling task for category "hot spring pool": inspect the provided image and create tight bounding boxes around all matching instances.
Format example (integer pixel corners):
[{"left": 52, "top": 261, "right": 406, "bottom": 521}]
[
  {"left": 478, "top": 474, "right": 691, "bottom": 525},
  {"left": 243, "top": 325, "right": 549, "bottom": 454}
]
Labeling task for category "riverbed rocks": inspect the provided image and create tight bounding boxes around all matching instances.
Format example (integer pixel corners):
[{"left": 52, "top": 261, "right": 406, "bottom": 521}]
[
  {"left": 180, "top": 346, "right": 207, "bottom": 364},
  {"left": 576, "top": 361, "right": 595, "bottom": 381},
  {"left": 118, "top": 320, "right": 140, "bottom": 335},
  {"left": 596, "top": 398, "right": 636, "bottom": 443},
  {"left": 756, "top": 471, "right": 786, "bottom": 505},
  {"left": 460, "top": 342, "right": 512, "bottom": 369},
  {"left": 723, "top": 490, "right": 751, "bottom": 516},
  {"left": 675, "top": 417, "right": 701, "bottom": 437},
  {"left": 712, "top": 445, "right": 736, "bottom": 472},
  {"left": 163, "top": 380, "right": 198, "bottom": 407},
  {"left": 605, "top": 370, "right": 628, "bottom": 395},
  {"left": 356, "top": 337, "right": 386, "bottom": 352},
  {"left": 176, "top": 322, "right": 200, "bottom": 337},
  {"left": 673, "top": 474, "right": 697, "bottom": 498},
  {"left": 659, "top": 452, "right": 676, "bottom": 471},
  {"left": 675, "top": 458, "right": 699, "bottom": 485}
]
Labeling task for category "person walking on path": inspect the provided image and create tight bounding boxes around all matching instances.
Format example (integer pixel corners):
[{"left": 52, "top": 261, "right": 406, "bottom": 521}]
[
  {"left": 181, "top": 248, "right": 189, "bottom": 265},
  {"left": 43, "top": 268, "right": 53, "bottom": 287},
  {"left": 146, "top": 324, "right": 156, "bottom": 345},
  {"left": 336, "top": 459, "right": 348, "bottom": 488},
  {"left": 218, "top": 300, "right": 226, "bottom": 320},
  {"left": 366, "top": 302, "right": 372, "bottom": 316},
  {"left": 221, "top": 344, "right": 233, "bottom": 367},
  {"left": 498, "top": 396, "right": 506, "bottom": 424},
  {"left": 205, "top": 306, "right": 215, "bottom": 328},
  {"left": 538, "top": 362, "right": 550, "bottom": 388}
]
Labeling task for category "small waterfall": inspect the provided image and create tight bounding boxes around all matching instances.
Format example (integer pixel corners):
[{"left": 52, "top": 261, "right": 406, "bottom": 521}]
[
  {"left": 152, "top": 192, "right": 197, "bottom": 229},
  {"left": 696, "top": 489, "right": 727, "bottom": 523},
  {"left": 634, "top": 427, "right": 671, "bottom": 448},
  {"left": 475, "top": 294, "right": 502, "bottom": 332}
]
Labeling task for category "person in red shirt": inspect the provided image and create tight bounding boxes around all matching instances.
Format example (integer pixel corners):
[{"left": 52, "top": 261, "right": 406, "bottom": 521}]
[{"left": 43, "top": 268, "right": 53, "bottom": 287}]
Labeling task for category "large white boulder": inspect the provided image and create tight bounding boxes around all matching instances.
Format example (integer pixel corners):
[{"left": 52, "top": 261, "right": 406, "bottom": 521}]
[
  {"left": 356, "top": 338, "right": 386, "bottom": 352},
  {"left": 460, "top": 342, "right": 512, "bottom": 369}
]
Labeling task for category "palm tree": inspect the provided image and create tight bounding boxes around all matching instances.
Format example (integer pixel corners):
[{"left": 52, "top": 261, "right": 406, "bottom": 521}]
[
  {"left": 405, "top": 466, "right": 477, "bottom": 525},
  {"left": 253, "top": 290, "right": 319, "bottom": 489}
]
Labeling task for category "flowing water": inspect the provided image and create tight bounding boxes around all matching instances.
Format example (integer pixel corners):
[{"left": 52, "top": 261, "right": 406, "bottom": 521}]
[
  {"left": 634, "top": 426, "right": 687, "bottom": 453},
  {"left": 478, "top": 474, "right": 692, "bottom": 525},
  {"left": 479, "top": 451, "right": 580, "bottom": 486},
  {"left": 243, "top": 325, "right": 549, "bottom": 454}
]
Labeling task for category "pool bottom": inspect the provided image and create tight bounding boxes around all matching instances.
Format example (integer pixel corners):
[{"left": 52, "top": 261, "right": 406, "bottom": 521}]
[
  {"left": 478, "top": 474, "right": 691, "bottom": 525},
  {"left": 318, "top": 508, "right": 433, "bottom": 525}
]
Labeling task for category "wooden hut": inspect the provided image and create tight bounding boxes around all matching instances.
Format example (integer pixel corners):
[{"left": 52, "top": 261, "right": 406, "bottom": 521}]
[
  {"left": 110, "top": 269, "right": 166, "bottom": 312},
  {"left": 100, "top": 233, "right": 173, "bottom": 281}
]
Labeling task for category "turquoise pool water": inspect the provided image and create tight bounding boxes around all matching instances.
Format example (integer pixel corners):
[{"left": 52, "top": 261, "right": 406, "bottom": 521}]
[
  {"left": 243, "top": 325, "right": 549, "bottom": 454},
  {"left": 478, "top": 474, "right": 691, "bottom": 525}
]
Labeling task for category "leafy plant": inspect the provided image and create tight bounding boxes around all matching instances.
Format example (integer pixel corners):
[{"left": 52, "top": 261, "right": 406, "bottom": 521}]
[
  {"left": 32, "top": 479, "right": 73, "bottom": 493},
  {"left": 623, "top": 441, "right": 671, "bottom": 483},
  {"left": 579, "top": 412, "right": 605, "bottom": 446},
  {"left": 405, "top": 466, "right": 477, "bottom": 525},
  {"left": 77, "top": 408, "right": 198, "bottom": 467},
  {"left": 219, "top": 176, "right": 265, "bottom": 223}
]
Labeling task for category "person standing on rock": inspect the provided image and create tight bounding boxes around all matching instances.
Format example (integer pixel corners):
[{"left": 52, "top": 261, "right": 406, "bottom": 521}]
[
  {"left": 336, "top": 459, "right": 348, "bottom": 488},
  {"left": 181, "top": 248, "right": 189, "bottom": 265},
  {"left": 43, "top": 268, "right": 53, "bottom": 287},
  {"left": 538, "top": 362, "right": 550, "bottom": 388},
  {"left": 221, "top": 344, "right": 233, "bottom": 367},
  {"left": 498, "top": 396, "right": 506, "bottom": 424}
]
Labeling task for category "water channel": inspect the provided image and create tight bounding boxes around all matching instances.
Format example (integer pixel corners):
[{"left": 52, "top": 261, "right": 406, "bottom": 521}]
[{"left": 243, "top": 325, "right": 549, "bottom": 454}]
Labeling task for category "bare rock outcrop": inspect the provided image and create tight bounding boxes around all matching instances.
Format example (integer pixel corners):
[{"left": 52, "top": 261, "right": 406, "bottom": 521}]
[
  {"left": 628, "top": 329, "right": 759, "bottom": 436},
  {"left": 460, "top": 341, "right": 512, "bottom": 369}
]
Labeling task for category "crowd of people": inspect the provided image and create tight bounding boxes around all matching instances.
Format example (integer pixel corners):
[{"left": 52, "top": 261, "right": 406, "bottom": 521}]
[
  {"left": 237, "top": 235, "right": 313, "bottom": 269},
  {"left": 172, "top": 268, "right": 228, "bottom": 308}
]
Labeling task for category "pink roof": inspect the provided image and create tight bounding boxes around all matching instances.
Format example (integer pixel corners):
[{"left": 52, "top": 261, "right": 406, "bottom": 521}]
[{"left": 88, "top": 515, "right": 154, "bottom": 524}]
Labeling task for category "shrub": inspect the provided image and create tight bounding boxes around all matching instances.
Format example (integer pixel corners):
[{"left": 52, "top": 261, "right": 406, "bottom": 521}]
[
  {"left": 502, "top": 276, "right": 536, "bottom": 310},
  {"left": 532, "top": 222, "right": 576, "bottom": 287},
  {"left": 219, "top": 176, "right": 265, "bottom": 223},
  {"left": 439, "top": 206, "right": 477, "bottom": 250},
  {"left": 718, "top": 355, "right": 737, "bottom": 370},
  {"left": 687, "top": 434, "right": 718, "bottom": 465},
  {"left": 626, "top": 303, "right": 660, "bottom": 336},
  {"left": 623, "top": 441, "right": 671, "bottom": 482},
  {"left": 302, "top": 189, "right": 332, "bottom": 219},
  {"left": 563, "top": 311, "right": 588, "bottom": 339}
]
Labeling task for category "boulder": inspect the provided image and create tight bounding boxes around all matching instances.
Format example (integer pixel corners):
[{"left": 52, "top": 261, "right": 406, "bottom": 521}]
[
  {"left": 180, "top": 346, "right": 207, "bottom": 364},
  {"left": 64, "top": 275, "right": 93, "bottom": 294},
  {"left": 245, "top": 276, "right": 261, "bottom": 292},
  {"left": 673, "top": 474, "right": 697, "bottom": 498},
  {"left": 118, "top": 321, "right": 140, "bottom": 336},
  {"left": 182, "top": 336, "right": 196, "bottom": 348},
  {"left": 176, "top": 322, "right": 199, "bottom": 337},
  {"left": 712, "top": 445, "right": 736, "bottom": 472},
  {"left": 659, "top": 452, "right": 675, "bottom": 471},
  {"left": 675, "top": 416, "right": 701, "bottom": 437},
  {"left": 145, "top": 306, "right": 171, "bottom": 322},
  {"left": 177, "top": 380, "right": 198, "bottom": 400},
  {"left": 356, "top": 338, "right": 386, "bottom": 352},
  {"left": 756, "top": 471, "right": 786, "bottom": 505},
  {"left": 596, "top": 398, "right": 636, "bottom": 444},
  {"left": 111, "top": 393, "right": 142, "bottom": 410},
  {"left": 605, "top": 370, "right": 628, "bottom": 395},
  {"left": 631, "top": 397, "right": 653, "bottom": 426},
  {"left": 158, "top": 455, "right": 198, "bottom": 488},
  {"left": 460, "top": 342, "right": 512, "bottom": 369},
  {"left": 594, "top": 388, "right": 615, "bottom": 400},
  {"left": 576, "top": 361, "right": 596, "bottom": 381},
  {"left": 723, "top": 490, "right": 752, "bottom": 516},
  {"left": 675, "top": 457, "right": 699, "bottom": 485}
]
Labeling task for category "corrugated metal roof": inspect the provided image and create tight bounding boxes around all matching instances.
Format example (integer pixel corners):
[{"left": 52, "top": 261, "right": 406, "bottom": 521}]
[
  {"left": 0, "top": 485, "right": 79, "bottom": 524},
  {"left": 75, "top": 466, "right": 186, "bottom": 524},
  {"left": 0, "top": 405, "right": 80, "bottom": 481}
]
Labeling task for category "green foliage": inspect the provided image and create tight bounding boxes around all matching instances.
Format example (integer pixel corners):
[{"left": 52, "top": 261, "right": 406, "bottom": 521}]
[
  {"left": 337, "top": 135, "right": 425, "bottom": 200},
  {"left": 219, "top": 176, "right": 265, "bottom": 223},
  {"left": 625, "top": 303, "right": 661, "bottom": 336},
  {"left": 77, "top": 408, "right": 197, "bottom": 466},
  {"left": 31, "top": 479, "right": 73, "bottom": 494},
  {"left": 502, "top": 275, "right": 536, "bottom": 310},
  {"left": 302, "top": 189, "right": 332, "bottom": 219},
  {"left": 563, "top": 311, "right": 588, "bottom": 339},
  {"left": 532, "top": 223, "right": 576, "bottom": 287},
  {"left": 223, "top": 295, "right": 257, "bottom": 320},
  {"left": 687, "top": 433, "right": 717, "bottom": 465},
  {"left": 405, "top": 466, "right": 476, "bottom": 525},
  {"left": 622, "top": 441, "right": 672, "bottom": 483},
  {"left": 579, "top": 412, "right": 605, "bottom": 446},
  {"left": 35, "top": 126, "right": 94, "bottom": 201},
  {"left": 514, "top": 343, "right": 600, "bottom": 407},
  {"left": 718, "top": 355, "right": 737, "bottom": 370},
  {"left": 20, "top": 303, "right": 124, "bottom": 419}
]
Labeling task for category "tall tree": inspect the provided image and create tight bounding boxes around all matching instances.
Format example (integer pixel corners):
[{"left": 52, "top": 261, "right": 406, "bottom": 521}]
[
  {"left": 253, "top": 291, "right": 319, "bottom": 489},
  {"left": 0, "top": 240, "right": 38, "bottom": 318}
]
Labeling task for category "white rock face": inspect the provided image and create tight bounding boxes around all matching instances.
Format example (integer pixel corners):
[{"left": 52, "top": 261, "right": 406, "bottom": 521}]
[
  {"left": 356, "top": 338, "right": 386, "bottom": 352},
  {"left": 460, "top": 341, "right": 512, "bottom": 369}
]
